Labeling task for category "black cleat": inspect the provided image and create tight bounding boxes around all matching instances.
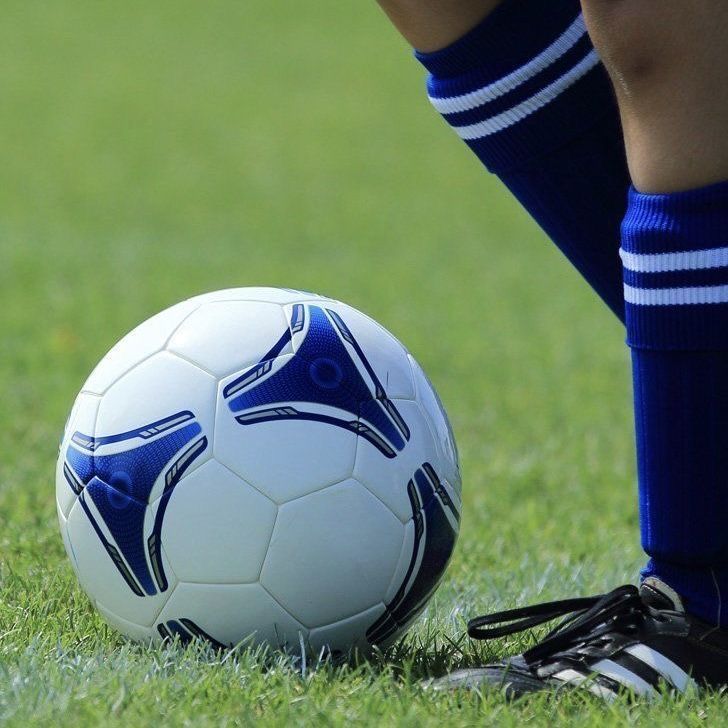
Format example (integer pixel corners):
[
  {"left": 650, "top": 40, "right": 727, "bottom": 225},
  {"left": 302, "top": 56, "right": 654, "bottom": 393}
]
[{"left": 428, "top": 578, "right": 728, "bottom": 698}]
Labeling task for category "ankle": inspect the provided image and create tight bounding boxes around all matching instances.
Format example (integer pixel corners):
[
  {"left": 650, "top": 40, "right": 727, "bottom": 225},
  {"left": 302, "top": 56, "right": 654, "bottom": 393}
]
[{"left": 643, "top": 559, "right": 728, "bottom": 628}]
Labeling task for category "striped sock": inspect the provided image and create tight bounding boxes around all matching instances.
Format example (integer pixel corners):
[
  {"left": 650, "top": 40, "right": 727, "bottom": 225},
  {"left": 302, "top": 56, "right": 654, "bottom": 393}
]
[
  {"left": 622, "top": 182, "right": 728, "bottom": 626},
  {"left": 416, "top": 0, "right": 629, "bottom": 319}
]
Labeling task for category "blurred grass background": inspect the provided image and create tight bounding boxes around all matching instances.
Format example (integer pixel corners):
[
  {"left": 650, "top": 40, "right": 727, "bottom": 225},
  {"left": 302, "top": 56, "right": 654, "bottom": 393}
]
[{"left": 0, "top": 2, "right": 694, "bottom": 725}]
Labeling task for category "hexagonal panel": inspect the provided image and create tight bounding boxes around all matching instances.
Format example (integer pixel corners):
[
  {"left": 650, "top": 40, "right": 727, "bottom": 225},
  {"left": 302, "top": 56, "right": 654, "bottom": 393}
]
[
  {"left": 409, "top": 355, "right": 461, "bottom": 496},
  {"left": 66, "top": 494, "right": 176, "bottom": 627},
  {"left": 308, "top": 602, "right": 386, "bottom": 655},
  {"left": 188, "top": 287, "right": 329, "bottom": 306},
  {"left": 56, "top": 391, "right": 100, "bottom": 518},
  {"left": 82, "top": 298, "right": 201, "bottom": 395},
  {"left": 313, "top": 301, "right": 415, "bottom": 400},
  {"left": 213, "top": 299, "right": 411, "bottom": 504},
  {"left": 214, "top": 372, "right": 358, "bottom": 503},
  {"left": 353, "top": 399, "right": 440, "bottom": 522},
  {"left": 261, "top": 479, "right": 404, "bottom": 627},
  {"left": 167, "top": 300, "right": 290, "bottom": 378},
  {"left": 95, "top": 352, "right": 216, "bottom": 454},
  {"left": 153, "top": 582, "right": 306, "bottom": 649},
  {"left": 161, "top": 459, "right": 277, "bottom": 583},
  {"left": 61, "top": 353, "right": 216, "bottom": 628}
]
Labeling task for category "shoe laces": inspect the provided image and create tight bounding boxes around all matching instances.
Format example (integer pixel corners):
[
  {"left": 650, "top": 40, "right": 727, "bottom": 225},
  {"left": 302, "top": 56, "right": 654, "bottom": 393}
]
[{"left": 467, "top": 585, "right": 650, "bottom": 666}]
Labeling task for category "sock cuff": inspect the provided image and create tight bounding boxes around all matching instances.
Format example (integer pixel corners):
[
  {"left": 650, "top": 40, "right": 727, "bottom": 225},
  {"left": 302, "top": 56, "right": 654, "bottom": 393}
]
[
  {"left": 416, "top": 0, "right": 583, "bottom": 79},
  {"left": 622, "top": 182, "right": 728, "bottom": 350},
  {"left": 415, "top": 0, "right": 616, "bottom": 173}
]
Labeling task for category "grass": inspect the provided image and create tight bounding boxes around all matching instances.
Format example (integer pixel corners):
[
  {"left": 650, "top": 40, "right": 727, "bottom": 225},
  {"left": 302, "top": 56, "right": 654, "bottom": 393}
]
[{"left": 0, "top": 1, "right": 720, "bottom": 725}]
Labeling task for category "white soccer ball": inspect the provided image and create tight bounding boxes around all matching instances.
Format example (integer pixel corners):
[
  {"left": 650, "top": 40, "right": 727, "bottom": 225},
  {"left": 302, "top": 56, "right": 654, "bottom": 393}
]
[{"left": 56, "top": 287, "right": 461, "bottom": 654}]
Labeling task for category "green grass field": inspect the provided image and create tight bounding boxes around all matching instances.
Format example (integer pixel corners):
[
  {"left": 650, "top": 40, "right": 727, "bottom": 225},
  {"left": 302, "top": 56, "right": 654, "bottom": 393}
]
[{"left": 1, "top": 2, "right": 724, "bottom": 725}]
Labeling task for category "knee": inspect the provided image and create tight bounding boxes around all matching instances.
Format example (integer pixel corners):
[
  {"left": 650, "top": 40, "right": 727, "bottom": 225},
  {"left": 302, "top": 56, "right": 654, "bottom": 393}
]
[{"left": 581, "top": 1, "right": 682, "bottom": 94}]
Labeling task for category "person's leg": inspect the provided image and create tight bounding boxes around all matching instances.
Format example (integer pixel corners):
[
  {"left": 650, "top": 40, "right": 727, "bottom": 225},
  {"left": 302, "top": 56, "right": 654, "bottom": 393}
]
[
  {"left": 378, "top": 0, "right": 630, "bottom": 319},
  {"left": 400, "top": 1, "right": 728, "bottom": 697},
  {"left": 581, "top": 0, "right": 728, "bottom": 627}
]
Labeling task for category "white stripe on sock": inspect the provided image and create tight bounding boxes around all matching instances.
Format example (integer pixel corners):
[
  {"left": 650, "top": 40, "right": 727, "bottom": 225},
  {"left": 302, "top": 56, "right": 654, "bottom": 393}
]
[
  {"left": 590, "top": 659, "right": 657, "bottom": 696},
  {"left": 451, "top": 50, "right": 600, "bottom": 140},
  {"left": 624, "top": 644, "right": 693, "bottom": 692},
  {"left": 624, "top": 283, "right": 728, "bottom": 306},
  {"left": 620, "top": 247, "right": 728, "bottom": 273},
  {"left": 429, "top": 15, "right": 588, "bottom": 114}
]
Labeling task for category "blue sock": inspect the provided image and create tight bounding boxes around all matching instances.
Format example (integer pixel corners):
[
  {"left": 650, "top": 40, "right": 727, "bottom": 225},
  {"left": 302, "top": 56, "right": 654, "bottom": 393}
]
[
  {"left": 413, "top": 0, "right": 728, "bottom": 623},
  {"left": 416, "top": 0, "right": 629, "bottom": 320},
  {"left": 623, "top": 182, "right": 728, "bottom": 626}
]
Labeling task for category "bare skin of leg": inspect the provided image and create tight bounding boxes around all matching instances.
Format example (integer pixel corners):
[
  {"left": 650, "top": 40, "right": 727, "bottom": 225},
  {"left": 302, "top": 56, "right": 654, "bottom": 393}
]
[
  {"left": 376, "top": 0, "right": 502, "bottom": 53},
  {"left": 580, "top": 1, "right": 728, "bottom": 193}
]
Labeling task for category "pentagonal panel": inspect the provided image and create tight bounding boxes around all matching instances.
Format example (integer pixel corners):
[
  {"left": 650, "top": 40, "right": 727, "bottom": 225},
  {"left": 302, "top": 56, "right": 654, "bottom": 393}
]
[
  {"left": 409, "top": 355, "right": 461, "bottom": 496},
  {"left": 162, "top": 459, "right": 277, "bottom": 583},
  {"left": 312, "top": 301, "right": 415, "bottom": 400},
  {"left": 66, "top": 494, "right": 176, "bottom": 627},
  {"left": 261, "top": 479, "right": 404, "bottom": 627},
  {"left": 82, "top": 298, "right": 201, "bottom": 395},
  {"left": 215, "top": 364, "right": 357, "bottom": 502},
  {"left": 353, "top": 399, "right": 440, "bottom": 522},
  {"left": 153, "top": 582, "right": 305, "bottom": 649},
  {"left": 96, "top": 602, "right": 153, "bottom": 643},
  {"left": 56, "top": 391, "right": 100, "bottom": 518},
  {"left": 167, "top": 300, "right": 289, "bottom": 378},
  {"left": 308, "top": 602, "right": 386, "bottom": 655}
]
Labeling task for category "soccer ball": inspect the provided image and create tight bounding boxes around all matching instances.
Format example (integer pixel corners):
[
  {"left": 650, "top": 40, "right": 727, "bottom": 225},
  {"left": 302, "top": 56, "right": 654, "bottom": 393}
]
[{"left": 56, "top": 288, "right": 461, "bottom": 654}]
